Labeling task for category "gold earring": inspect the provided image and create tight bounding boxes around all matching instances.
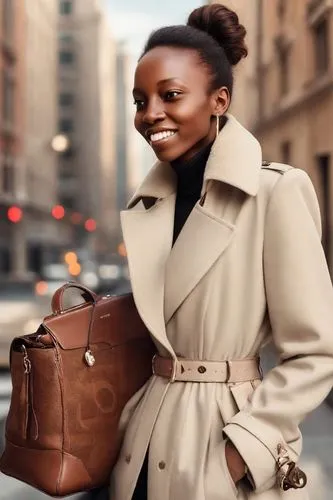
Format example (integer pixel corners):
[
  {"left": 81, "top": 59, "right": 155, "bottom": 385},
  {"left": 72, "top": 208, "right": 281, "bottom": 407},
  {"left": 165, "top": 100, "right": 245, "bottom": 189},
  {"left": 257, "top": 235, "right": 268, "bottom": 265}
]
[{"left": 216, "top": 114, "right": 220, "bottom": 138}]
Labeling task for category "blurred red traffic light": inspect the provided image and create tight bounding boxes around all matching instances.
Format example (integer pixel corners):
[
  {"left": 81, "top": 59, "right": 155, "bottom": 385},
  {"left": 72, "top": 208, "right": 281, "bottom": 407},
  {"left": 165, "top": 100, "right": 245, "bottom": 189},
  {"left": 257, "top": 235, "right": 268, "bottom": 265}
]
[
  {"left": 7, "top": 206, "right": 23, "bottom": 223},
  {"left": 52, "top": 205, "right": 65, "bottom": 219},
  {"left": 85, "top": 218, "right": 96, "bottom": 232}
]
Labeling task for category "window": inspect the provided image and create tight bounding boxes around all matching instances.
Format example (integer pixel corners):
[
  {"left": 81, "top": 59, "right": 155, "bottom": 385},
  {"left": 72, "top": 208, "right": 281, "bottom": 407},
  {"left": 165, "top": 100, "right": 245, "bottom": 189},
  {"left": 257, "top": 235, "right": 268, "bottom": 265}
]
[
  {"left": 317, "top": 155, "right": 331, "bottom": 267},
  {"left": 314, "top": 18, "right": 329, "bottom": 75},
  {"left": 277, "top": 0, "right": 286, "bottom": 19},
  {"left": 59, "top": 33, "right": 73, "bottom": 43},
  {"left": 60, "top": 196, "right": 75, "bottom": 210},
  {"left": 59, "top": 51, "right": 74, "bottom": 64},
  {"left": 0, "top": 248, "right": 10, "bottom": 273},
  {"left": 59, "top": 93, "right": 74, "bottom": 106},
  {"left": 59, "top": 165, "right": 75, "bottom": 178},
  {"left": 281, "top": 141, "right": 291, "bottom": 164},
  {"left": 2, "top": 153, "right": 15, "bottom": 194},
  {"left": 60, "top": 1, "right": 73, "bottom": 15},
  {"left": 2, "top": 0, "right": 13, "bottom": 42},
  {"left": 279, "top": 48, "right": 290, "bottom": 95},
  {"left": 2, "top": 70, "right": 14, "bottom": 124},
  {"left": 59, "top": 118, "right": 74, "bottom": 133}
]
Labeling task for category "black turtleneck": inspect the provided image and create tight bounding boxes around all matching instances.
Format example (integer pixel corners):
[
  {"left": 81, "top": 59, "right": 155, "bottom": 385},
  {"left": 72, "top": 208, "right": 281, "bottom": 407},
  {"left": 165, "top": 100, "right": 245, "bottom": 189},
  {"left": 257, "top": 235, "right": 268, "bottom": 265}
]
[{"left": 171, "top": 142, "right": 213, "bottom": 245}]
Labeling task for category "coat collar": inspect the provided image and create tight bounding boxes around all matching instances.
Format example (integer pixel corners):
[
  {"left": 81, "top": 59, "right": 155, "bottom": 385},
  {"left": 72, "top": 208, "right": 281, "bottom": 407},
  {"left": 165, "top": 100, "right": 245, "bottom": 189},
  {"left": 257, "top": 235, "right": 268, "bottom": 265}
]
[{"left": 127, "top": 114, "right": 262, "bottom": 209}]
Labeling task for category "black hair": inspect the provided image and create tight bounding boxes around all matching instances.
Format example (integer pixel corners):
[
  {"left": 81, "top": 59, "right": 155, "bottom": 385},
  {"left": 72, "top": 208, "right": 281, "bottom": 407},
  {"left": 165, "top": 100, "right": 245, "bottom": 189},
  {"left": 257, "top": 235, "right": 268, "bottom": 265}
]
[{"left": 140, "top": 4, "right": 248, "bottom": 98}]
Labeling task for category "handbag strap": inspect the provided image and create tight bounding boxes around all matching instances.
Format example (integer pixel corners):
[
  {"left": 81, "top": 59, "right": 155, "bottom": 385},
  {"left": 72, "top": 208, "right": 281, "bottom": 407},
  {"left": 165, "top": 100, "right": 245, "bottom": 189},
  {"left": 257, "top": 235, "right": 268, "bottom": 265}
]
[
  {"left": 51, "top": 282, "right": 98, "bottom": 367},
  {"left": 51, "top": 281, "right": 97, "bottom": 314}
]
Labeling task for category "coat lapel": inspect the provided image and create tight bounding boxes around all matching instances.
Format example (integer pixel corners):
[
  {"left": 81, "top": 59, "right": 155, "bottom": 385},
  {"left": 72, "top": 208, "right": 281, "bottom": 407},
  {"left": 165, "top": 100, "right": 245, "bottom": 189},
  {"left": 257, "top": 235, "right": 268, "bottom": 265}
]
[
  {"left": 164, "top": 200, "right": 235, "bottom": 324},
  {"left": 120, "top": 193, "right": 176, "bottom": 356},
  {"left": 122, "top": 114, "right": 263, "bottom": 341}
]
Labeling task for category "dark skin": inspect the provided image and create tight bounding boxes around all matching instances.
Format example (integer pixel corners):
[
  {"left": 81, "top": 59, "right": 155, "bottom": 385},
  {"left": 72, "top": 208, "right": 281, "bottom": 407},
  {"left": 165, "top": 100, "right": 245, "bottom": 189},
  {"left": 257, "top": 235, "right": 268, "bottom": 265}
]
[
  {"left": 133, "top": 46, "right": 229, "bottom": 163},
  {"left": 133, "top": 46, "right": 246, "bottom": 484}
]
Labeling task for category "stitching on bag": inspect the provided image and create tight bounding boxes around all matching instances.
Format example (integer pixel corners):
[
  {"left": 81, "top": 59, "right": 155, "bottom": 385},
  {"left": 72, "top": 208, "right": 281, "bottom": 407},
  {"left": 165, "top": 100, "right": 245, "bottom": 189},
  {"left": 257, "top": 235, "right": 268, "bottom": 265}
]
[{"left": 52, "top": 344, "right": 66, "bottom": 493}]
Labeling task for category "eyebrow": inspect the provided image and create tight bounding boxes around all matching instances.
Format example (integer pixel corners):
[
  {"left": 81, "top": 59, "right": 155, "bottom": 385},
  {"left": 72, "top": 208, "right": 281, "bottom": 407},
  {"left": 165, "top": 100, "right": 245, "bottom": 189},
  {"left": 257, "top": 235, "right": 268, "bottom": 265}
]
[{"left": 132, "top": 78, "right": 183, "bottom": 95}]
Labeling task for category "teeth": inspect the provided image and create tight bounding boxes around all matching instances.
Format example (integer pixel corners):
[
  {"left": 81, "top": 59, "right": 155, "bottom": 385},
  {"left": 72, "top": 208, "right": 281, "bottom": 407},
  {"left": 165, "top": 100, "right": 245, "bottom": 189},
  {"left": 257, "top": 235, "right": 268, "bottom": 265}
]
[{"left": 150, "top": 130, "right": 176, "bottom": 143}]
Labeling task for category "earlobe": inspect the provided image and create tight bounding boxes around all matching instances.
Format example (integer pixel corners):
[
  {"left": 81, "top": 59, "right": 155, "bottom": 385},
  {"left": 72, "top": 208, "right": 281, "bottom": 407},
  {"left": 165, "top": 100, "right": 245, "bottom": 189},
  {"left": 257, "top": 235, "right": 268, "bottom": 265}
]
[{"left": 214, "top": 86, "right": 231, "bottom": 116}]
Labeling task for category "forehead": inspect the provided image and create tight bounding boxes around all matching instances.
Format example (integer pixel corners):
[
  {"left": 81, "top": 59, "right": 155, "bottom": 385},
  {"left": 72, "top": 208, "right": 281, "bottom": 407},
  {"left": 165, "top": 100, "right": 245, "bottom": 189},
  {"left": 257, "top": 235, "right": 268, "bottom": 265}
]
[{"left": 134, "top": 46, "right": 210, "bottom": 91}]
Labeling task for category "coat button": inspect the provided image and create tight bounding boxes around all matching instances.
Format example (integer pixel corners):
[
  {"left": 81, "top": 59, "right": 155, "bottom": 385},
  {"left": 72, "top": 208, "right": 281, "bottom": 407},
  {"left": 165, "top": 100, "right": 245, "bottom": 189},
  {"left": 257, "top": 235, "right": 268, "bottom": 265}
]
[
  {"left": 198, "top": 365, "right": 206, "bottom": 374},
  {"left": 125, "top": 455, "right": 131, "bottom": 464},
  {"left": 158, "top": 461, "right": 166, "bottom": 470}
]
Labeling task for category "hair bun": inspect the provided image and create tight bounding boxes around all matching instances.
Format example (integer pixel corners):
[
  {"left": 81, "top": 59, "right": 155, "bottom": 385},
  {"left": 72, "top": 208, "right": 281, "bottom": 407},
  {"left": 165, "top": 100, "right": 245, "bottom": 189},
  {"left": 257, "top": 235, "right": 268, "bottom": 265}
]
[{"left": 187, "top": 4, "right": 248, "bottom": 66}]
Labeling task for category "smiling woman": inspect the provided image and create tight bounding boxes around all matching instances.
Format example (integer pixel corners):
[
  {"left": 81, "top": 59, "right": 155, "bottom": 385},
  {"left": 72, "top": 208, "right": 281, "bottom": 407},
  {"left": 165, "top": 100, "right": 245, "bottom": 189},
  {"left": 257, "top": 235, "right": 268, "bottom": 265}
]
[
  {"left": 109, "top": 3, "right": 333, "bottom": 500},
  {"left": 132, "top": 13, "right": 247, "bottom": 163}
]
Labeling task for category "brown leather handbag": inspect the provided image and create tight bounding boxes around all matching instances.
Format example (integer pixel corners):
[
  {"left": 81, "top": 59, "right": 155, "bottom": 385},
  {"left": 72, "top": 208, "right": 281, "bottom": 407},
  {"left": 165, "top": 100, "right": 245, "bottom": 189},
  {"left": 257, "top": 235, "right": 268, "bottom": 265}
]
[{"left": 0, "top": 282, "right": 155, "bottom": 497}]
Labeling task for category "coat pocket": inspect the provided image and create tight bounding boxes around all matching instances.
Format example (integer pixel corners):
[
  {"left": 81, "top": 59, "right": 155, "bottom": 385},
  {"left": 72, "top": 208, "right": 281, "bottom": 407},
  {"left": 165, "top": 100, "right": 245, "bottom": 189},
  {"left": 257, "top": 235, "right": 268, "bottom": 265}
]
[
  {"left": 229, "top": 380, "right": 261, "bottom": 412},
  {"left": 204, "top": 440, "right": 238, "bottom": 500}
]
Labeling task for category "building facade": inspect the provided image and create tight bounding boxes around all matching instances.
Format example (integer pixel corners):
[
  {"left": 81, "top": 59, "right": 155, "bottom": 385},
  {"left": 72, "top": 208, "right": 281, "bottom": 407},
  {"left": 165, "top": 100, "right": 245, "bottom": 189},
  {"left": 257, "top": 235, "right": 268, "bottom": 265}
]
[
  {"left": 57, "top": 0, "right": 117, "bottom": 261},
  {"left": 255, "top": 0, "right": 333, "bottom": 272},
  {"left": 0, "top": 0, "right": 66, "bottom": 278},
  {"left": 24, "top": 0, "right": 65, "bottom": 275},
  {"left": 208, "top": 0, "right": 260, "bottom": 129},
  {"left": 0, "top": 0, "right": 26, "bottom": 277},
  {"left": 210, "top": 0, "right": 333, "bottom": 273}
]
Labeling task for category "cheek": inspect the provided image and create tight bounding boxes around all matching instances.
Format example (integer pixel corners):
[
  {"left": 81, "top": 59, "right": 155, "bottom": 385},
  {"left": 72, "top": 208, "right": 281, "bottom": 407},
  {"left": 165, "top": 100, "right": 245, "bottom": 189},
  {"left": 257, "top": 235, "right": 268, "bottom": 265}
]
[{"left": 175, "top": 99, "right": 212, "bottom": 132}]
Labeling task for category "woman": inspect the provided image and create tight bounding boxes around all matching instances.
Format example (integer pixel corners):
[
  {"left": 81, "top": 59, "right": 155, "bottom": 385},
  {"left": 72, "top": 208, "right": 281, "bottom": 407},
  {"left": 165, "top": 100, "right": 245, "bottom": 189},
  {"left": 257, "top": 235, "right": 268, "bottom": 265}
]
[{"left": 111, "top": 4, "right": 333, "bottom": 500}]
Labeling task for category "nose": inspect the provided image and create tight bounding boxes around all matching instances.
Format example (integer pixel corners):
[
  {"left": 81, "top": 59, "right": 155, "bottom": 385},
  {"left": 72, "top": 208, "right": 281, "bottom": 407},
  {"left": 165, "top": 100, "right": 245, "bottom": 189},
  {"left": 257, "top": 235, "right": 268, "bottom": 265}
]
[{"left": 142, "top": 98, "right": 165, "bottom": 124}]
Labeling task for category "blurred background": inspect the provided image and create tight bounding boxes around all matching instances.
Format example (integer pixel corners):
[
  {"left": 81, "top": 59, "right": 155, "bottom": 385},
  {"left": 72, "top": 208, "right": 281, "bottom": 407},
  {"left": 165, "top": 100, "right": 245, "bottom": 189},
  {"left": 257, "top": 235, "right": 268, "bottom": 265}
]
[{"left": 0, "top": 0, "right": 333, "bottom": 498}]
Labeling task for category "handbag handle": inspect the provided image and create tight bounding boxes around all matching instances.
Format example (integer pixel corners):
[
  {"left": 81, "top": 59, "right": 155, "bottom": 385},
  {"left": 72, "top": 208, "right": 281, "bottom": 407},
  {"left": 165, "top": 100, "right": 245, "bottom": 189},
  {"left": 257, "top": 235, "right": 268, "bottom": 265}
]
[{"left": 51, "top": 282, "right": 97, "bottom": 315}]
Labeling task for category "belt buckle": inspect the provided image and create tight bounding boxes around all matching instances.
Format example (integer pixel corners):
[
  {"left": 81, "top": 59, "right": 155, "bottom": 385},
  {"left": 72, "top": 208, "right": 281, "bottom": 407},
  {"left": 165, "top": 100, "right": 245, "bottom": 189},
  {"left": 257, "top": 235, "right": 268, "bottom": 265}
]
[
  {"left": 226, "top": 360, "right": 232, "bottom": 383},
  {"left": 170, "top": 358, "right": 177, "bottom": 383}
]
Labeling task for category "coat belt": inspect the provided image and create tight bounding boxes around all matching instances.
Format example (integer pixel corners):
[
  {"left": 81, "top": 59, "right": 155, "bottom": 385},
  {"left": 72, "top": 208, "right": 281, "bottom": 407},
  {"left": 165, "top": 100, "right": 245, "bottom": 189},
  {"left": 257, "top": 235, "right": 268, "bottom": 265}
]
[{"left": 152, "top": 355, "right": 262, "bottom": 383}]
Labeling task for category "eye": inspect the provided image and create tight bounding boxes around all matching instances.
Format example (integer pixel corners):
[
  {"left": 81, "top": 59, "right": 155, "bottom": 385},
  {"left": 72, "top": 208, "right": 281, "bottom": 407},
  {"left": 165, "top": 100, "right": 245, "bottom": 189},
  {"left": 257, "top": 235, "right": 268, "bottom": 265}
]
[
  {"left": 133, "top": 98, "right": 145, "bottom": 111},
  {"left": 164, "top": 90, "right": 182, "bottom": 101}
]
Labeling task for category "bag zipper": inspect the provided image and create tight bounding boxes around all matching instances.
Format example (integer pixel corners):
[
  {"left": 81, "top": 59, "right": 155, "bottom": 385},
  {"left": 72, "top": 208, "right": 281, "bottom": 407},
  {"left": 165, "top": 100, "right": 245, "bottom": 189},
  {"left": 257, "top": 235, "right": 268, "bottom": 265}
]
[{"left": 21, "top": 345, "right": 38, "bottom": 440}]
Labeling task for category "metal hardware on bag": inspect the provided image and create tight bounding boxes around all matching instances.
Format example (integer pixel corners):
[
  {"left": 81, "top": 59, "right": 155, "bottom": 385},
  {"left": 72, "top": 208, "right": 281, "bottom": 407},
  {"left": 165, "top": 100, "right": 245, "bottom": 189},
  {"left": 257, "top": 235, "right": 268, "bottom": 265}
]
[
  {"left": 276, "top": 444, "right": 307, "bottom": 491},
  {"left": 21, "top": 345, "right": 31, "bottom": 374},
  {"left": 279, "top": 462, "right": 307, "bottom": 491},
  {"left": 84, "top": 349, "right": 95, "bottom": 367}
]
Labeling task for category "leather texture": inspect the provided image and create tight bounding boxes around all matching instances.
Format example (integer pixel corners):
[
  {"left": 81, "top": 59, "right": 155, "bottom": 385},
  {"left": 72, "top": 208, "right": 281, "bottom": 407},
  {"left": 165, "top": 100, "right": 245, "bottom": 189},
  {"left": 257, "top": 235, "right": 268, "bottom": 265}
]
[
  {"left": 0, "top": 283, "right": 155, "bottom": 496},
  {"left": 152, "top": 355, "right": 262, "bottom": 383}
]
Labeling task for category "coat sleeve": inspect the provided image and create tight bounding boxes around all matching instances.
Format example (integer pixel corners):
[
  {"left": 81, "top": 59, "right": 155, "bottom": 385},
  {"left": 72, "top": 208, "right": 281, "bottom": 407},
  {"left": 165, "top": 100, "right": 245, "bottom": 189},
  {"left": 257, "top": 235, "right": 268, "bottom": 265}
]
[{"left": 222, "top": 168, "right": 333, "bottom": 493}]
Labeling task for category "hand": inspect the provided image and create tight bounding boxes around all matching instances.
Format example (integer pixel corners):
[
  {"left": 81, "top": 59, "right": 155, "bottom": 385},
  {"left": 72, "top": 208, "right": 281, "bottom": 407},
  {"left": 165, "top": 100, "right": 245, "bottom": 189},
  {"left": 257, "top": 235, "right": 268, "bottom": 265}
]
[{"left": 225, "top": 441, "right": 247, "bottom": 484}]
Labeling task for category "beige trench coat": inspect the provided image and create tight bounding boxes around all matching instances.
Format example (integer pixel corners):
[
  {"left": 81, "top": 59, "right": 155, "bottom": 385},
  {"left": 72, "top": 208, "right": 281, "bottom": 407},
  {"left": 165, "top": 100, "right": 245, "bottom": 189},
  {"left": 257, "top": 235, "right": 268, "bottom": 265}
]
[{"left": 110, "top": 115, "right": 333, "bottom": 500}]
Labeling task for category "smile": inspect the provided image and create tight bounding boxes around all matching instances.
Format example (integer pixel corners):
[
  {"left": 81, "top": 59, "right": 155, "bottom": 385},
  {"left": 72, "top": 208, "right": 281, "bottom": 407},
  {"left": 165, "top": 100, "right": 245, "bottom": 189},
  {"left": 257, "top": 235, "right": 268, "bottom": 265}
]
[{"left": 149, "top": 130, "right": 176, "bottom": 144}]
